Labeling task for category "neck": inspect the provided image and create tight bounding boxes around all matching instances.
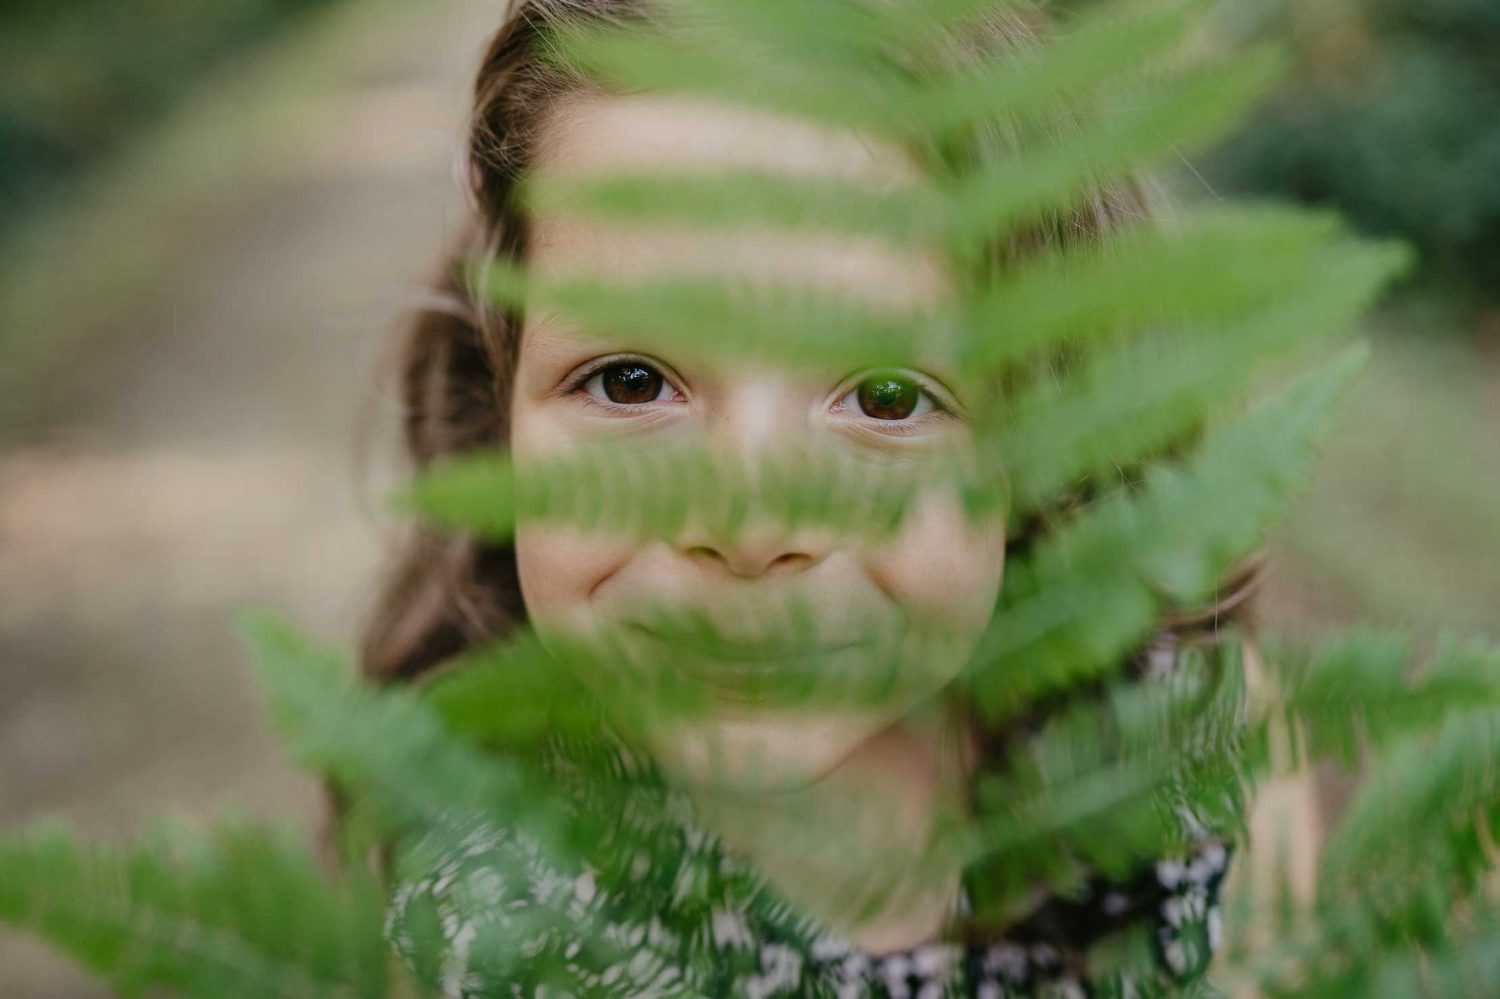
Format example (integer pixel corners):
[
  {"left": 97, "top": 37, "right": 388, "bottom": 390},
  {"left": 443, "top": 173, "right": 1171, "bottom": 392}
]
[{"left": 686, "top": 711, "right": 972, "bottom": 955}]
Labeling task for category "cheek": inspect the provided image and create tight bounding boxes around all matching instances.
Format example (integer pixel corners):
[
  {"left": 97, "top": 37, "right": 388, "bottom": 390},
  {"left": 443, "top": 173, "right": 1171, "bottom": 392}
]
[
  {"left": 510, "top": 369, "right": 641, "bottom": 632},
  {"left": 864, "top": 489, "right": 1006, "bottom": 641},
  {"left": 514, "top": 523, "right": 635, "bottom": 632}
]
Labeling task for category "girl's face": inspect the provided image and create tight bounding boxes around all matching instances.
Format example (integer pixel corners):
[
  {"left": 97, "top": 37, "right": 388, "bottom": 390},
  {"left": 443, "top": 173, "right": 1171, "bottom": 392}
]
[{"left": 511, "top": 92, "right": 1006, "bottom": 791}]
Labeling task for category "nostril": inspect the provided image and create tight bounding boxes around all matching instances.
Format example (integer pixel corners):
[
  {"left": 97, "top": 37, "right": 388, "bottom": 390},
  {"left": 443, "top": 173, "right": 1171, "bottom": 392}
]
[{"left": 683, "top": 545, "right": 814, "bottom": 577}]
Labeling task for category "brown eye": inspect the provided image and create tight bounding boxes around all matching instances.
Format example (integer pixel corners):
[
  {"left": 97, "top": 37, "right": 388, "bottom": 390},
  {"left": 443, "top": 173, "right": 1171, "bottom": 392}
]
[
  {"left": 587, "top": 362, "right": 669, "bottom": 405},
  {"left": 856, "top": 374, "right": 923, "bottom": 420}
]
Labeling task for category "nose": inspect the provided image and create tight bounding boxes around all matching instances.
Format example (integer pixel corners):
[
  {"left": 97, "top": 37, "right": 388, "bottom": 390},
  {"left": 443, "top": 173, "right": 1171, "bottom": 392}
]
[
  {"left": 676, "top": 370, "right": 831, "bottom": 579},
  {"left": 681, "top": 526, "right": 829, "bottom": 579}
]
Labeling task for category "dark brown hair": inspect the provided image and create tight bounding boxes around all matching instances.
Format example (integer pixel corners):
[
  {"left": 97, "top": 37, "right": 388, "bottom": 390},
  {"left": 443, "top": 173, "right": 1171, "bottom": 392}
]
[{"left": 359, "top": 2, "right": 580, "bottom": 683}]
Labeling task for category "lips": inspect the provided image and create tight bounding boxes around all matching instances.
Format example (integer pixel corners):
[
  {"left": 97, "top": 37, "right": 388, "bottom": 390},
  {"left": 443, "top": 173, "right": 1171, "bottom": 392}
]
[
  {"left": 624, "top": 621, "right": 861, "bottom": 662},
  {"left": 620, "top": 620, "right": 872, "bottom": 709}
]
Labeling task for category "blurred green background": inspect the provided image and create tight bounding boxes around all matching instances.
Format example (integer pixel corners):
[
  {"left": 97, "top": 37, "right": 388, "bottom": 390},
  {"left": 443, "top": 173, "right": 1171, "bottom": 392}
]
[
  {"left": 0, "top": 0, "right": 343, "bottom": 240},
  {"left": 1197, "top": 0, "right": 1500, "bottom": 635},
  {"left": 1209, "top": 0, "right": 1500, "bottom": 314},
  {"left": 0, "top": 0, "right": 1495, "bottom": 993}
]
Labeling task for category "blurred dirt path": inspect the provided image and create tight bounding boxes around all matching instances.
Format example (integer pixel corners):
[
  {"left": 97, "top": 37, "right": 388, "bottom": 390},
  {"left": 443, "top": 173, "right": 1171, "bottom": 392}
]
[{"left": 0, "top": 1, "right": 500, "bottom": 992}]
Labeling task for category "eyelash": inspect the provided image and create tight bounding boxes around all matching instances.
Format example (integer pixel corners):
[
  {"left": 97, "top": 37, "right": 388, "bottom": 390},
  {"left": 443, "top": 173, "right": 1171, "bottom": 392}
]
[
  {"left": 829, "top": 371, "right": 952, "bottom": 427},
  {"left": 566, "top": 354, "right": 686, "bottom": 412},
  {"left": 565, "top": 356, "right": 954, "bottom": 426}
]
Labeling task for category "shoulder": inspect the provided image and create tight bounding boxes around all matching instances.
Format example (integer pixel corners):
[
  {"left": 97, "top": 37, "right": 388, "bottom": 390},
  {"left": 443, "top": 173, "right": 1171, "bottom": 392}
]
[{"left": 1220, "top": 638, "right": 1325, "bottom": 954}]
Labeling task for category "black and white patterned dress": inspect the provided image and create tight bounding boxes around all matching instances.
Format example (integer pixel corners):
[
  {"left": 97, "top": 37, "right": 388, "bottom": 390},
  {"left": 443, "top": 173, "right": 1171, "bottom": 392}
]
[{"left": 386, "top": 636, "right": 1237, "bottom": 996}]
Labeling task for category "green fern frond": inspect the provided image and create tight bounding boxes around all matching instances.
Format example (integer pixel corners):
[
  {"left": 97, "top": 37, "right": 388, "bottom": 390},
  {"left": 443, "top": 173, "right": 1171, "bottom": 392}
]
[
  {"left": 518, "top": 169, "right": 942, "bottom": 244},
  {"left": 967, "top": 638, "right": 1248, "bottom": 911},
  {"left": 397, "top": 437, "right": 982, "bottom": 545},
  {"left": 971, "top": 347, "right": 1366, "bottom": 722},
  {"left": 5, "top": 0, "right": 1463, "bottom": 994},
  {"left": 911, "top": 0, "right": 1202, "bottom": 142},
  {"left": 944, "top": 51, "right": 1284, "bottom": 249},
  {"left": 239, "top": 610, "right": 536, "bottom": 840},
  {"left": 961, "top": 208, "right": 1359, "bottom": 370},
  {"left": 987, "top": 237, "right": 1408, "bottom": 515},
  {"left": 1318, "top": 705, "right": 1500, "bottom": 922},
  {"left": 0, "top": 821, "right": 397, "bottom": 999},
  {"left": 480, "top": 258, "right": 943, "bottom": 372},
  {"left": 1260, "top": 631, "right": 1500, "bottom": 769}
]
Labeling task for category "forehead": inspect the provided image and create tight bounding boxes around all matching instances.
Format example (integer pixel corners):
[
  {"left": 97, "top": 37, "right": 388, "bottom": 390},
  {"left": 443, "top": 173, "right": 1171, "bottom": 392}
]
[{"left": 527, "top": 92, "right": 948, "bottom": 310}]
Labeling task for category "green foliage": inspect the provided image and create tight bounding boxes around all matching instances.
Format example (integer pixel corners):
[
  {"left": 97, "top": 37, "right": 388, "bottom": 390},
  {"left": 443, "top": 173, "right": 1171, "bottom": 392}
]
[
  {"left": 0, "top": 0, "right": 345, "bottom": 237},
  {"left": 13, "top": 619, "right": 1498, "bottom": 995},
  {"left": 7, "top": 0, "right": 1493, "bottom": 996},
  {"left": 1217, "top": 635, "right": 1500, "bottom": 998},
  {"left": 0, "top": 819, "right": 394, "bottom": 998},
  {"left": 972, "top": 347, "right": 1370, "bottom": 723},
  {"left": 1207, "top": 0, "right": 1500, "bottom": 303}
]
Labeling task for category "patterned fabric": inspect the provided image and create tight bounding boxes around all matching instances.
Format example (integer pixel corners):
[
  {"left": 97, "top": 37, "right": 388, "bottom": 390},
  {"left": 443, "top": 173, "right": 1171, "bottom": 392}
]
[
  {"left": 384, "top": 747, "right": 1230, "bottom": 990},
  {"left": 386, "top": 636, "right": 1239, "bottom": 996},
  {"left": 386, "top": 807, "right": 1230, "bottom": 997}
]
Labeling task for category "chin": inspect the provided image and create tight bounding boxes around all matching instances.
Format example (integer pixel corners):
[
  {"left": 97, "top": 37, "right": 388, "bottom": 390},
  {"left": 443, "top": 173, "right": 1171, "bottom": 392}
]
[{"left": 643, "top": 711, "right": 886, "bottom": 793}]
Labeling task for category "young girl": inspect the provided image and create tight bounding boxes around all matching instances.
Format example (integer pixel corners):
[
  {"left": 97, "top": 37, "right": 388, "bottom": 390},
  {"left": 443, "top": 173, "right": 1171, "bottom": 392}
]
[{"left": 361, "top": 1, "right": 1254, "bottom": 994}]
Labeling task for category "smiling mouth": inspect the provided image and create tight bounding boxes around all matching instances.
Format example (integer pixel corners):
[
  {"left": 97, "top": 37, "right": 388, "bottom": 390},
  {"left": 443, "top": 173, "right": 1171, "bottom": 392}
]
[
  {"left": 625, "top": 622, "right": 861, "bottom": 663},
  {"left": 620, "top": 621, "right": 871, "bottom": 708}
]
